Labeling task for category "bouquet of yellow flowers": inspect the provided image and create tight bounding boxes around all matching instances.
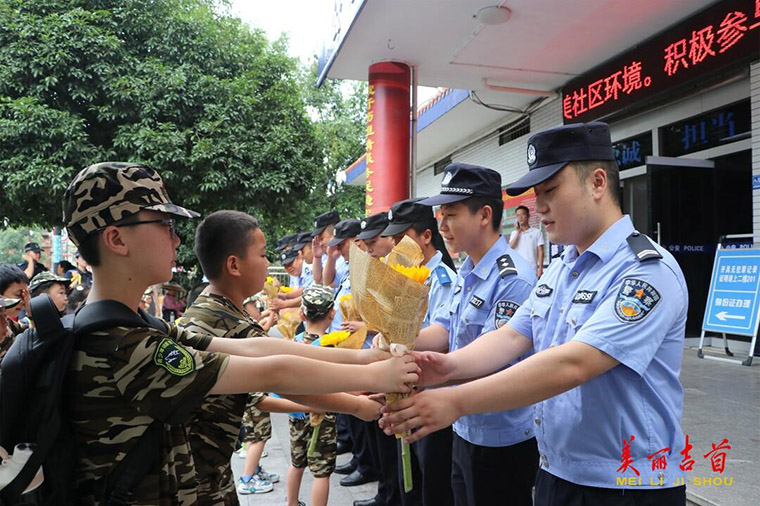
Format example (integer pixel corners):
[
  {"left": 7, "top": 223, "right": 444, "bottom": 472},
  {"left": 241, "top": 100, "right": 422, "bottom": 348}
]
[
  {"left": 348, "top": 236, "right": 430, "bottom": 492},
  {"left": 263, "top": 276, "right": 281, "bottom": 303},
  {"left": 276, "top": 311, "right": 301, "bottom": 340},
  {"left": 338, "top": 293, "right": 362, "bottom": 324},
  {"left": 306, "top": 326, "right": 369, "bottom": 455}
]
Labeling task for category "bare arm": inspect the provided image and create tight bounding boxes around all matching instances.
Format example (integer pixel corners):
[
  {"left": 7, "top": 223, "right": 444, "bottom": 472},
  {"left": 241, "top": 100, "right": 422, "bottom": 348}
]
[
  {"left": 448, "top": 324, "right": 533, "bottom": 381},
  {"left": 312, "top": 238, "right": 324, "bottom": 284},
  {"left": 257, "top": 396, "right": 313, "bottom": 413},
  {"left": 414, "top": 324, "right": 449, "bottom": 352},
  {"left": 282, "top": 393, "right": 381, "bottom": 421},
  {"left": 381, "top": 341, "right": 618, "bottom": 442},
  {"left": 323, "top": 250, "right": 338, "bottom": 287},
  {"left": 209, "top": 354, "right": 418, "bottom": 396},
  {"left": 280, "top": 287, "right": 304, "bottom": 300},
  {"left": 205, "top": 335, "right": 388, "bottom": 365},
  {"left": 508, "top": 230, "right": 520, "bottom": 249},
  {"left": 23, "top": 262, "right": 34, "bottom": 280}
]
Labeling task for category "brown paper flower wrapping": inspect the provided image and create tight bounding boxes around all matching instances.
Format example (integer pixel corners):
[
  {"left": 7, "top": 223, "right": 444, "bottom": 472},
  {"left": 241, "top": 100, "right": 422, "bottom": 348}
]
[
  {"left": 276, "top": 310, "right": 301, "bottom": 340},
  {"left": 348, "top": 237, "right": 429, "bottom": 418},
  {"left": 339, "top": 294, "right": 362, "bottom": 324}
]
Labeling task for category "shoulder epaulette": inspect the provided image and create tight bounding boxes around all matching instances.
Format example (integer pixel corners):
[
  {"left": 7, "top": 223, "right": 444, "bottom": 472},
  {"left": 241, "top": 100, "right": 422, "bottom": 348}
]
[
  {"left": 626, "top": 232, "right": 662, "bottom": 262},
  {"left": 497, "top": 254, "right": 518, "bottom": 278},
  {"left": 434, "top": 265, "right": 452, "bottom": 285}
]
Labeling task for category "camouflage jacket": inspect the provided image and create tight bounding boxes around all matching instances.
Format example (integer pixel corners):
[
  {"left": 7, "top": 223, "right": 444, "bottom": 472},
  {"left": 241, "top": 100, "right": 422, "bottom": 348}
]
[
  {"left": 0, "top": 318, "right": 29, "bottom": 364},
  {"left": 65, "top": 312, "right": 227, "bottom": 505},
  {"left": 177, "top": 292, "right": 267, "bottom": 506}
]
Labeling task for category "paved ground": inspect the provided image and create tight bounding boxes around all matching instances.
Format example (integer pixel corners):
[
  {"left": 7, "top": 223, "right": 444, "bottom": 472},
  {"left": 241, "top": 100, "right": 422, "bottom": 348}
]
[
  {"left": 231, "top": 414, "right": 376, "bottom": 506},
  {"left": 230, "top": 346, "right": 759, "bottom": 506}
]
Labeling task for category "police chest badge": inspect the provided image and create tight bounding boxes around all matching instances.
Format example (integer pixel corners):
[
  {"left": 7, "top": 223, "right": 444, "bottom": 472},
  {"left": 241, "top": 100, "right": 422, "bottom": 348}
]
[
  {"left": 154, "top": 338, "right": 196, "bottom": 376},
  {"left": 494, "top": 300, "right": 520, "bottom": 328},
  {"left": 614, "top": 278, "right": 661, "bottom": 323},
  {"left": 535, "top": 284, "right": 553, "bottom": 297}
]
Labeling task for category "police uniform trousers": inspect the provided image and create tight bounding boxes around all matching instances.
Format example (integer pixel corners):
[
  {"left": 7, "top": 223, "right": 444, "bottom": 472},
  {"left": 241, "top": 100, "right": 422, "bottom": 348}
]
[
  {"left": 368, "top": 419, "right": 421, "bottom": 506},
  {"left": 337, "top": 413, "right": 351, "bottom": 447},
  {"left": 347, "top": 415, "right": 377, "bottom": 478},
  {"left": 410, "top": 425, "right": 454, "bottom": 506},
  {"left": 534, "top": 470, "right": 686, "bottom": 506},
  {"left": 451, "top": 433, "right": 538, "bottom": 506}
]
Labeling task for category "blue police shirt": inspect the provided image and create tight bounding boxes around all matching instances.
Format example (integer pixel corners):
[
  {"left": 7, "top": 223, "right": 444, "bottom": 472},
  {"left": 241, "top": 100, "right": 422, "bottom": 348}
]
[
  {"left": 301, "top": 262, "right": 315, "bottom": 289},
  {"left": 508, "top": 215, "right": 687, "bottom": 489},
  {"left": 293, "top": 261, "right": 315, "bottom": 290},
  {"left": 329, "top": 271, "right": 351, "bottom": 333},
  {"left": 334, "top": 256, "right": 350, "bottom": 288},
  {"left": 423, "top": 251, "right": 456, "bottom": 329},
  {"left": 432, "top": 236, "right": 536, "bottom": 447}
]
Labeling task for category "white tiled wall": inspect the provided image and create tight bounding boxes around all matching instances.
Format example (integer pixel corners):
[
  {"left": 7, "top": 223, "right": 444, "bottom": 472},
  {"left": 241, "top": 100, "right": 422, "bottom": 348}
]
[{"left": 414, "top": 98, "right": 563, "bottom": 198}]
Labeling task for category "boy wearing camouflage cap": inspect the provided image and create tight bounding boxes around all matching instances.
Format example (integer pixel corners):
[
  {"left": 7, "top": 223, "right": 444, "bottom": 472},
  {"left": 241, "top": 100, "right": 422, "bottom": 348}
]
[
  {"left": 180, "top": 210, "right": 383, "bottom": 502},
  {"left": 29, "top": 271, "right": 70, "bottom": 313},
  {"left": 62, "top": 162, "right": 419, "bottom": 505},
  {"left": 286, "top": 284, "right": 341, "bottom": 506}
]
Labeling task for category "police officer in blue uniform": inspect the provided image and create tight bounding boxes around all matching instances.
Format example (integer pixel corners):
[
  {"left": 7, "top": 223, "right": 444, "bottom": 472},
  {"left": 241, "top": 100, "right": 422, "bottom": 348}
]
[
  {"left": 381, "top": 197, "right": 458, "bottom": 506},
  {"left": 275, "top": 233, "right": 298, "bottom": 252},
  {"left": 326, "top": 218, "right": 360, "bottom": 331},
  {"left": 293, "top": 231, "right": 316, "bottom": 288},
  {"left": 410, "top": 163, "right": 539, "bottom": 506},
  {"left": 381, "top": 122, "right": 688, "bottom": 506},
  {"left": 312, "top": 210, "right": 349, "bottom": 288},
  {"left": 356, "top": 212, "right": 394, "bottom": 258}
]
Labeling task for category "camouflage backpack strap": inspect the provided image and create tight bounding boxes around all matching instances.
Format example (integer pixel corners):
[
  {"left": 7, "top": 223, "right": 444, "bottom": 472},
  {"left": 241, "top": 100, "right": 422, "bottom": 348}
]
[
  {"left": 626, "top": 232, "right": 662, "bottom": 262},
  {"left": 70, "top": 300, "right": 166, "bottom": 506}
]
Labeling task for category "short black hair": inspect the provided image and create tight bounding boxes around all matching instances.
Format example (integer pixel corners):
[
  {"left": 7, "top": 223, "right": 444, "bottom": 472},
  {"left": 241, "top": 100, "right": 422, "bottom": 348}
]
[
  {"left": 515, "top": 205, "right": 529, "bottom": 216},
  {"left": 58, "top": 260, "right": 75, "bottom": 272},
  {"left": 76, "top": 233, "right": 102, "bottom": 267},
  {"left": 0, "top": 264, "right": 29, "bottom": 294},
  {"left": 195, "top": 211, "right": 261, "bottom": 280},
  {"left": 463, "top": 196, "right": 503, "bottom": 232},
  {"left": 571, "top": 160, "right": 621, "bottom": 206}
]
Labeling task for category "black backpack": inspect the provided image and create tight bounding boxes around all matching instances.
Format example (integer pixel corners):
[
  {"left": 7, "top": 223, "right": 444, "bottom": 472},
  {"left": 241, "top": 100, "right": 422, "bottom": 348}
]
[{"left": 0, "top": 295, "right": 167, "bottom": 506}]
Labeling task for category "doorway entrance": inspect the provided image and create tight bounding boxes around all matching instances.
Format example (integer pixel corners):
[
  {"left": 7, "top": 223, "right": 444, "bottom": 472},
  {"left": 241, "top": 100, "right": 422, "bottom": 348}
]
[{"left": 619, "top": 152, "right": 753, "bottom": 335}]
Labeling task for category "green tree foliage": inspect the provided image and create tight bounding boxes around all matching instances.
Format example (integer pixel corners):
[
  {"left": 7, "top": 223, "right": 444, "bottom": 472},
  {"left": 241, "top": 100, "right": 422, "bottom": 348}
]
[
  {"left": 0, "top": 0, "right": 368, "bottom": 279},
  {"left": 0, "top": 2, "right": 315, "bottom": 250},
  {"left": 0, "top": 226, "right": 47, "bottom": 264},
  {"left": 300, "top": 61, "right": 367, "bottom": 221}
]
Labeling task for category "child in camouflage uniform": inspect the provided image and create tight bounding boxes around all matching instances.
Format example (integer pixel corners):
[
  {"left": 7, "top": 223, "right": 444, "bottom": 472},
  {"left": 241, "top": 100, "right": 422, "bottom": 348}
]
[
  {"left": 286, "top": 285, "right": 341, "bottom": 506},
  {"left": 60, "top": 162, "right": 419, "bottom": 505},
  {"left": 178, "top": 210, "right": 389, "bottom": 503}
]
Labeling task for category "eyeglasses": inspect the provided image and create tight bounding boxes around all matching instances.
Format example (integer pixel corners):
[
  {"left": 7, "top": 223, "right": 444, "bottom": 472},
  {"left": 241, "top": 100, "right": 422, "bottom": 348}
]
[{"left": 115, "top": 218, "right": 177, "bottom": 237}]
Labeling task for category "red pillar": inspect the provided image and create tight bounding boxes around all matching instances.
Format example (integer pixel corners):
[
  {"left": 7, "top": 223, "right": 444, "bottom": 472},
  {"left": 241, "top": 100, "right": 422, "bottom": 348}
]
[{"left": 365, "top": 61, "right": 410, "bottom": 215}]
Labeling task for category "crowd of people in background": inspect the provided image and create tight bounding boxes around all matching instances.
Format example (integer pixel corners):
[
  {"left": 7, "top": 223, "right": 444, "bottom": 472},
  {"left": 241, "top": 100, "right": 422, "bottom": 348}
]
[{"left": 0, "top": 122, "right": 690, "bottom": 506}]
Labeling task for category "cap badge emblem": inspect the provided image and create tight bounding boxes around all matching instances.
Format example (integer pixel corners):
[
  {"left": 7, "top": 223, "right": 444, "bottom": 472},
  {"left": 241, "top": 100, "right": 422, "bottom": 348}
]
[
  {"left": 527, "top": 144, "right": 537, "bottom": 165},
  {"left": 442, "top": 172, "right": 453, "bottom": 185},
  {"left": 361, "top": 221, "right": 367, "bottom": 229},
  {"left": 387, "top": 209, "right": 393, "bottom": 221}
]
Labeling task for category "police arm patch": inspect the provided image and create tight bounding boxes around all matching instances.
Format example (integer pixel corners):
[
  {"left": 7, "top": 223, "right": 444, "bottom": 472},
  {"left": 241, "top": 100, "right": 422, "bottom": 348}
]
[
  {"left": 614, "top": 278, "right": 661, "bottom": 323},
  {"left": 494, "top": 300, "right": 520, "bottom": 329},
  {"left": 154, "top": 337, "right": 196, "bottom": 376}
]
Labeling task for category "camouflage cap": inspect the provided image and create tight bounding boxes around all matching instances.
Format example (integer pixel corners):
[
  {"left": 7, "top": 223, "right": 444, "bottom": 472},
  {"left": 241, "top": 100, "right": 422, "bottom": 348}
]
[
  {"left": 301, "top": 284, "right": 335, "bottom": 320},
  {"left": 0, "top": 296, "right": 21, "bottom": 309},
  {"left": 29, "top": 271, "right": 69, "bottom": 293},
  {"left": 63, "top": 162, "right": 200, "bottom": 246}
]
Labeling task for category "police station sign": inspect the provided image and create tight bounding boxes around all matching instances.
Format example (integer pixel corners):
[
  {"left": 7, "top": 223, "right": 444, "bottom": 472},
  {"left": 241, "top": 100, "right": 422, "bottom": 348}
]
[
  {"left": 702, "top": 249, "right": 760, "bottom": 337},
  {"left": 562, "top": 0, "right": 760, "bottom": 124}
]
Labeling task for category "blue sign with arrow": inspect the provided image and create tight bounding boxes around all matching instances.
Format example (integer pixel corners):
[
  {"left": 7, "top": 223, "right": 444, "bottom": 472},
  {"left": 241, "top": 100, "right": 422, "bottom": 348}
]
[{"left": 702, "top": 249, "right": 760, "bottom": 337}]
